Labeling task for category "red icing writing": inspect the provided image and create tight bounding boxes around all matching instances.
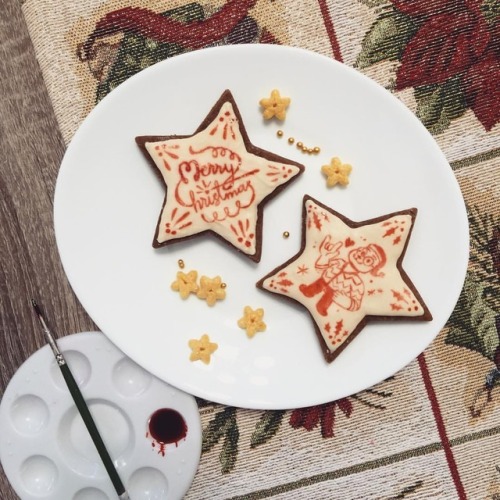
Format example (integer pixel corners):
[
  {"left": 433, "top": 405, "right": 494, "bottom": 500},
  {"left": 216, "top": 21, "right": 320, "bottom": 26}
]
[{"left": 174, "top": 145, "right": 258, "bottom": 222}]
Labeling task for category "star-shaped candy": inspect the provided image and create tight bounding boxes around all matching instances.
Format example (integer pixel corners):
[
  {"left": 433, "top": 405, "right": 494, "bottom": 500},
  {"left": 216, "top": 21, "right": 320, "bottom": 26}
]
[
  {"left": 237, "top": 306, "right": 267, "bottom": 338},
  {"left": 321, "top": 157, "right": 352, "bottom": 187},
  {"left": 196, "top": 275, "right": 226, "bottom": 306},
  {"left": 257, "top": 196, "right": 432, "bottom": 363},
  {"left": 259, "top": 89, "right": 291, "bottom": 120},
  {"left": 188, "top": 334, "right": 218, "bottom": 364},
  {"left": 136, "top": 90, "right": 304, "bottom": 262},
  {"left": 171, "top": 270, "right": 198, "bottom": 299}
]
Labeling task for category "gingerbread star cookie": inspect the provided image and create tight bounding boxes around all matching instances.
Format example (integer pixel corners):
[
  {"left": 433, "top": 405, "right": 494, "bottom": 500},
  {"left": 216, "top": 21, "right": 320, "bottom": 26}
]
[
  {"left": 257, "top": 195, "right": 432, "bottom": 363},
  {"left": 136, "top": 90, "right": 304, "bottom": 262}
]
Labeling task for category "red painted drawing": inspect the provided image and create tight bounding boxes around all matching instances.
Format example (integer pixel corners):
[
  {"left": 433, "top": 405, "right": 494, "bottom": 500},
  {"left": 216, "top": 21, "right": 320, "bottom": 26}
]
[{"left": 299, "top": 235, "right": 386, "bottom": 316}]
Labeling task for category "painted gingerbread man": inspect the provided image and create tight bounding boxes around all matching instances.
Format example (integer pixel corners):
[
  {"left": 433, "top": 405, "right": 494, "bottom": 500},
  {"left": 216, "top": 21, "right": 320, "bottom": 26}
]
[{"left": 299, "top": 235, "right": 387, "bottom": 316}]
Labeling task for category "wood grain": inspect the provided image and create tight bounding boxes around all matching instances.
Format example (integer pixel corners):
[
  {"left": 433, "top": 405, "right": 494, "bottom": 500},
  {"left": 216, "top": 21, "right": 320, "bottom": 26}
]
[{"left": 0, "top": 0, "right": 96, "bottom": 497}]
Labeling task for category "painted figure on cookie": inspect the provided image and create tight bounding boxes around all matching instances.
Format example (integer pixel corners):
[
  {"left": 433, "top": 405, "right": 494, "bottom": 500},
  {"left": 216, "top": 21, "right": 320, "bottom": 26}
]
[
  {"left": 299, "top": 235, "right": 387, "bottom": 315},
  {"left": 257, "top": 195, "right": 433, "bottom": 363}
]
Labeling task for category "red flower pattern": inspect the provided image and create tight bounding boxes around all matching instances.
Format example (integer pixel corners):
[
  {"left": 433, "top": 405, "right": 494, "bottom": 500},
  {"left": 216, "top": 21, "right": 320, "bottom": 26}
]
[
  {"left": 392, "top": 0, "right": 499, "bottom": 131},
  {"left": 289, "top": 399, "right": 353, "bottom": 438}
]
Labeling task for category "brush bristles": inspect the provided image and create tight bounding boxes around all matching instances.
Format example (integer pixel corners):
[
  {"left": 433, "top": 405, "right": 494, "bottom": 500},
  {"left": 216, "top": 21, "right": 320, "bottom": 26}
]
[{"left": 31, "top": 299, "right": 43, "bottom": 317}]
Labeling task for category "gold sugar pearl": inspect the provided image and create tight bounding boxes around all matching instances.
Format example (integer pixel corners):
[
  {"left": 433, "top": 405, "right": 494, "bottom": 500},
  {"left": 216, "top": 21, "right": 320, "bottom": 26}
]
[
  {"left": 283, "top": 231, "right": 290, "bottom": 238},
  {"left": 297, "top": 141, "right": 321, "bottom": 154},
  {"left": 279, "top": 133, "right": 321, "bottom": 154},
  {"left": 221, "top": 283, "right": 227, "bottom": 289},
  {"left": 178, "top": 259, "right": 185, "bottom": 269}
]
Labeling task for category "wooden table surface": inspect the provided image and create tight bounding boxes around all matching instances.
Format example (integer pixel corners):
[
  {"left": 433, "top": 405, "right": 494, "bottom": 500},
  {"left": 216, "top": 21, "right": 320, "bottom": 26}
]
[{"left": 1, "top": 0, "right": 96, "bottom": 497}]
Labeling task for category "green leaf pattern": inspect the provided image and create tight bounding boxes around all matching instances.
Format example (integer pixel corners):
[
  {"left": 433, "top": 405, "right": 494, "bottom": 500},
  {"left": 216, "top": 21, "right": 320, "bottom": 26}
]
[
  {"left": 445, "top": 206, "right": 500, "bottom": 360},
  {"left": 202, "top": 407, "right": 239, "bottom": 473},
  {"left": 356, "top": 9, "right": 418, "bottom": 70},
  {"left": 354, "top": 2, "right": 493, "bottom": 134},
  {"left": 446, "top": 279, "right": 499, "bottom": 361},
  {"left": 96, "top": 3, "right": 205, "bottom": 103},
  {"left": 250, "top": 410, "right": 286, "bottom": 449},
  {"left": 414, "top": 77, "right": 467, "bottom": 134}
]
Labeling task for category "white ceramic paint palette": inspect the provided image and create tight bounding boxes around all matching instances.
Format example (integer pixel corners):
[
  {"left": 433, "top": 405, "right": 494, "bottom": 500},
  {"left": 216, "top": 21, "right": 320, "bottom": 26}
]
[{"left": 0, "top": 332, "right": 201, "bottom": 500}]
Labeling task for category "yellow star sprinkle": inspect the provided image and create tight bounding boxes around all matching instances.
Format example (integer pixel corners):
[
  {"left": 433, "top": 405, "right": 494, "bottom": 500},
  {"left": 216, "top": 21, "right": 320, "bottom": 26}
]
[
  {"left": 237, "top": 306, "right": 267, "bottom": 338},
  {"left": 171, "top": 270, "right": 199, "bottom": 299},
  {"left": 259, "top": 89, "right": 291, "bottom": 121},
  {"left": 321, "top": 157, "right": 352, "bottom": 187},
  {"left": 188, "top": 334, "right": 218, "bottom": 364},
  {"left": 196, "top": 275, "right": 226, "bottom": 306}
]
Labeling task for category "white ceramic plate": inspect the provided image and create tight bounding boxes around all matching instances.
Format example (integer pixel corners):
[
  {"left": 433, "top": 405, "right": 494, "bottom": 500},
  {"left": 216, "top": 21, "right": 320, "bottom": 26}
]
[
  {"left": 54, "top": 45, "right": 468, "bottom": 409},
  {"left": 0, "top": 332, "right": 201, "bottom": 499}
]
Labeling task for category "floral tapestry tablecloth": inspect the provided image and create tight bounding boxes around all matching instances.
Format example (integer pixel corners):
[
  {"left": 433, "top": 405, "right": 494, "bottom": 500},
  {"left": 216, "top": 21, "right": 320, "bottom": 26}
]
[{"left": 20, "top": 0, "right": 499, "bottom": 498}]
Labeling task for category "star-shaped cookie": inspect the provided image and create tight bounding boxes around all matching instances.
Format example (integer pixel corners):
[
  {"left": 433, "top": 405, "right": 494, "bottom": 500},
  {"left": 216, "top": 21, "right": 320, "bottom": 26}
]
[
  {"left": 237, "top": 306, "right": 267, "bottom": 338},
  {"left": 259, "top": 89, "right": 291, "bottom": 120},
  {"left": 136, "top": 90, "right": 304, "bottom": 262},
  {"left": 188, "top": 334, "right": 218, "bottom": 364},
  {"left": 257, "top": 196, "right": 432, "bottom": 363},
  {"left": 321, "top": 157, "right": 352, "bottom": 187}
]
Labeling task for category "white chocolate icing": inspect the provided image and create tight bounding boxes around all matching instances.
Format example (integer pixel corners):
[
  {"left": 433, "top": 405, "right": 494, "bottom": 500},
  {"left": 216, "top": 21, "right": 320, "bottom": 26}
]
[
  {"left": 261, "top": 198, "right": 430, "bottom": 357},
  {"left": 144, "top": 100, "right": 302, "bottom": 256}
]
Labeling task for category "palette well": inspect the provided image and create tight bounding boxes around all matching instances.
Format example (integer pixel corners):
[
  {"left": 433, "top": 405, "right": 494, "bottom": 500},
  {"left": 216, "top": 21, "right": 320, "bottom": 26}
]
[{"left": 0, "top": 331, "right": 201, "bottom": 500}]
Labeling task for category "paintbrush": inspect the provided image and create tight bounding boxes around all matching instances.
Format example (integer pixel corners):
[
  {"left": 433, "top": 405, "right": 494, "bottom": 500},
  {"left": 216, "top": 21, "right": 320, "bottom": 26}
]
[{"left": 31, "top": 299, "right": 130, "bottom": 500}]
